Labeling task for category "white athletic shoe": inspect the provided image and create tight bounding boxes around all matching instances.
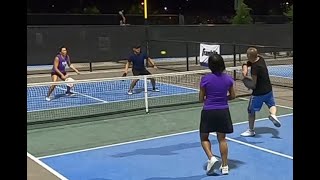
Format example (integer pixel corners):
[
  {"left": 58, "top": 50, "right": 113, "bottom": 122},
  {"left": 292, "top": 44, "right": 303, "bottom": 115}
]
[
  {"left": 220, "top": 165, "right": 229, "bottom": 175},
  {"left": 152, "top": 88, "right": 160, "bottom": 92},
  {"left": 45, "top": 96, "right": 51, "bottom": 101},
  {"left": 241, "top": 129, "right": 255, "bottom": 137},
  {"left": 127, "top": 90, "right": 133, "bottom": 95},
  {"left": 206, "top": 156, "right": 219, "bottom": 174},
  {"left": 268, "top": 114, "right": 281, "bottom": 127}
]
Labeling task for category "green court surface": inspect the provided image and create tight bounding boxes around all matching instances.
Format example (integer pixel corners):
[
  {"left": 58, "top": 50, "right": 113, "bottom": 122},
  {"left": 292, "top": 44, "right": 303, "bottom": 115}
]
[{"left": 27, "top": 99, "right": 292, "bottom": 158}]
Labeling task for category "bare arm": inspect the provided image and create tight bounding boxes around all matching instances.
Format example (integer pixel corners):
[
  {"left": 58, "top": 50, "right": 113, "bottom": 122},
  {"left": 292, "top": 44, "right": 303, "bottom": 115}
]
[
  {"left": 245, "top": 63, "right": 258, "bottom": 89},
  {"left": 67, "top": 56, "right": 80, "bottom": 74},
  {"left": 199, "top": 87, "right": 206, "bottom": 103},
  {"left": 124, "top": 60, "right": 131, "bottom": 74},
  {"left": 228, "top": 85, "right": 236, "bottom": 100},
  {"left": 69, "top": 64, "right": 80, "bottom": 74},
  {"left": 147, "top": 57, "right": 157, "bottom": 69}
]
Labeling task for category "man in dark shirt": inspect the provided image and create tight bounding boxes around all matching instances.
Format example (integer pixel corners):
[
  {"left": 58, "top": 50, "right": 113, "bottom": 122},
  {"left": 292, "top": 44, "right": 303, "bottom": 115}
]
[
  {"left": 241, "top": 47, "right": 281, "bottom": 137},
  {"left": 123, "top": 44, "right": 159, "bottom": 95}
]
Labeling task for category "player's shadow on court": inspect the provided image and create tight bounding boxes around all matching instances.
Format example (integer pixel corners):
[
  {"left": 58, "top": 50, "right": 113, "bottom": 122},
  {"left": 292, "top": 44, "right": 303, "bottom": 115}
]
[
  {"left": 111, "top": 141, "right": 216, "bottom": 158},
  {"left": 51, "top": 94, "right": 78, "bottom": 100},
  {"left": 144, "top": 157, "right": 245, "bottom": 179},
  {"left": 233, "top": 127, "right": 281, "bottom": 144},
  {"left": 130, "top": 88, "right": 160, "bottom": 95},
  {"left": 132, "top": 88, "right": 144, "bottom": 94},
  {"left": 253, "top": 127, "right": 281, "bottom": 139},
  {"left": 232, "top": 136, "right": 264, "bottom": 145}
]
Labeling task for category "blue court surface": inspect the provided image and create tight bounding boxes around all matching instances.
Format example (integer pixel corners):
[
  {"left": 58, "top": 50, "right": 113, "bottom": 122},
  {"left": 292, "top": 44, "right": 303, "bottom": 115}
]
[
  {"left": 27, "top": 65, "right": 292, "bottom": 112},
  {"left": 27, "top": 80, "right": 197, "bottom": 112},
  {"left": 267, "top": 65, "right": 292, "bottom": 78},
  {"left": 39, "top": 114, "right": 293, "bottom": 180}
]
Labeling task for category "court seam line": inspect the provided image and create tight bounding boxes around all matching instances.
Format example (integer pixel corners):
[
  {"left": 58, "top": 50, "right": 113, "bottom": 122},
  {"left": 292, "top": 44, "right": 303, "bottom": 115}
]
[
  {"left": 56, "top": 87, "right": 108, "bottom": 103},
  {"left": 38, "top": 113, "right": 292, "bottom": 159},
  {"left": 27, "top": 152, "right": 68, "bottom": 180}
]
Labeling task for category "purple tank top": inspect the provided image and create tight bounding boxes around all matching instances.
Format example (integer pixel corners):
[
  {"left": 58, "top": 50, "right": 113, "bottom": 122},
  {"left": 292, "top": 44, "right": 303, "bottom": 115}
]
[
  {"left": 200, "top": 73, "right": 234, "bottom": 110},
  {"left": 52, "top": 54, "right": 69, "bottom": 73}
]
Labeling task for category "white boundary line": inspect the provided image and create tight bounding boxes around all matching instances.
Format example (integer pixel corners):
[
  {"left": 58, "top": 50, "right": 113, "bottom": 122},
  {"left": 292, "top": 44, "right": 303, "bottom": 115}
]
[
  {"left": 38, "top": 113, "right": 293, "bottom": 159},
  {"left": 27, "top": 152, "right": 68, "bottom": 180},
  {"left": 214, "top": 135, "right": 293, "bottom": 159},
  {"left": 57, "top": 87, "right": 108, "bottom": 103}
]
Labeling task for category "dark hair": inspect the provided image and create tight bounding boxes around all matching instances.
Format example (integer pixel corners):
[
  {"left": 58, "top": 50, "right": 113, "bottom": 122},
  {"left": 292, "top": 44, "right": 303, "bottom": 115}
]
[
  {"left": 58, "top": 45, "right": 67, "bottom": 53},
  {"left": 132, "top": 44, "right": 141, "bottom": 49},
  {"left": 208, "top": 54, "right": 225, "bottom": 74}
]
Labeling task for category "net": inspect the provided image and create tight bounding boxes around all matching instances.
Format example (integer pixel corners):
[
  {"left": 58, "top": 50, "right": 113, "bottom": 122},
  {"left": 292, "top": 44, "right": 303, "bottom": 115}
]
[{"left": 27, "top": 65, "right": 292, "bottom": 125}]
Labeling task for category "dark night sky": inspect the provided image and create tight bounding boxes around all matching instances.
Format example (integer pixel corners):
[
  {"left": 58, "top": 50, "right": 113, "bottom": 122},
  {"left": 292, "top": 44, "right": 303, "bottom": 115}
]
[{"left": 27, "top": 0, "right": 293, "bottom": 15}]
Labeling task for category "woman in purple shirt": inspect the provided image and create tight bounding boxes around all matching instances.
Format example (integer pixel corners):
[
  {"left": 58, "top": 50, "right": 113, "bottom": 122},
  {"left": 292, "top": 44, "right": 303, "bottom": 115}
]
[
  {"left": 199, "top": 54, "right": 235, "bottom": 175},
  {"left": 45, "top": 46, "right": 80, "bottom": 101}
]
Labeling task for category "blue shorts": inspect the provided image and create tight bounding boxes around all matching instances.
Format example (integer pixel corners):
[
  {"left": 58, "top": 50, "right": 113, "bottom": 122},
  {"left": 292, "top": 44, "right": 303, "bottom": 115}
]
[{"left": 247, "top": 91, "right": 276, "bottom": 114}]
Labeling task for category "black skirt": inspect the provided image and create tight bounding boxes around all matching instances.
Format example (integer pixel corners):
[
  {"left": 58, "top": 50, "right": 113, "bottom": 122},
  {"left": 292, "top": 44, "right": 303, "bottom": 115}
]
[{"left": 200, "top": 108, "right": 233, "bottom": 133}]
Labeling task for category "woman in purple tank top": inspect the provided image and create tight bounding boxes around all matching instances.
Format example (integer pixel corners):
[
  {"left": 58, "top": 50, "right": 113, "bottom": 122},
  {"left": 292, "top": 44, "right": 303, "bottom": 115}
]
[
  {"left": 199, "top": 54, "right": 236, "bottom": 175},
  {"left": 45, "top": 46, "right": 80, "bottom": 101}
]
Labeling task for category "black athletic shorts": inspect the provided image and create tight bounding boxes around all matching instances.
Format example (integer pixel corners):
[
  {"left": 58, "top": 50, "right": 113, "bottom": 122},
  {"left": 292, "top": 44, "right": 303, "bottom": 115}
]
[
  {"left": 51, "top": 71, "right": 67, "bottom": 79},
  {"left": 132, "top": 69, "right": 151, "bottom": 76}
]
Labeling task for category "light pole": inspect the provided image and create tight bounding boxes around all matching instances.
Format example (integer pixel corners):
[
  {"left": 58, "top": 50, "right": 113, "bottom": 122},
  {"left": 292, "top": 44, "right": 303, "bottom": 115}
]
[{"left": 144, "top": 0, "right": 148, "bottom": 24}]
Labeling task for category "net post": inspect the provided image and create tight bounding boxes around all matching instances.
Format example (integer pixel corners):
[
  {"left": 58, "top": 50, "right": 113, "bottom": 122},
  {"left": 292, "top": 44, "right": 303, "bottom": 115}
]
[
  {"left": 195, "top": 42, "right": 198, "bottom": 65},
  {"left": 89, "top": 61, "right": 92, "bottom": 72},
  {"left": 186, "top": 42, "right": 189, "bottom": 71},
  {"left": 144, "top": 75, "right": 149, "bottom": 113},
  {"left": 145, "top": 27, "right": 150, "bottom": 68},
  {"left": 195, "top": 55, "right": 198, "bottom": 65},
  {"left": 233, "top": 43, "right": 237, "bottom": 80}
]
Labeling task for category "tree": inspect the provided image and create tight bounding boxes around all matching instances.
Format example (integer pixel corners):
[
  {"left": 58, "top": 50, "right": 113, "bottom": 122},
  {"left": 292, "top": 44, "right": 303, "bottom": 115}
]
[
  {"left": 231, "top": 0, "right": 253, "bottom": 24},
  {"left": 83, "top": 5, "right": 101, "bottom": 14},
  {"left": 127, "top": 3, "right": 144, "bottom": 14},
  {"left": 284, "top": 5, "right": 293, "bottom": 22}
]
